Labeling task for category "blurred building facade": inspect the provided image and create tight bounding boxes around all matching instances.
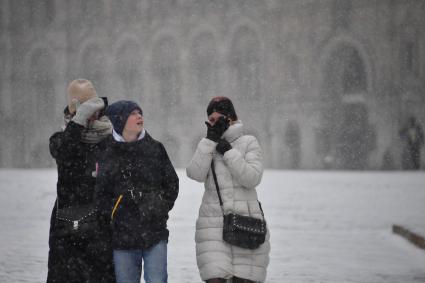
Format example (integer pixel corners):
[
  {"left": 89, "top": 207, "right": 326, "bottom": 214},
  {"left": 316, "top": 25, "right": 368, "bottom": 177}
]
[{"left": 0, "top": 0, "right": 424, "bottom": 169}]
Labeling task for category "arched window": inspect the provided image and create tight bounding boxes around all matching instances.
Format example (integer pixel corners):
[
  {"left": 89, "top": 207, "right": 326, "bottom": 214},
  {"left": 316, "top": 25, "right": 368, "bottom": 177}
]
[
  {"left": 115, "top": 41, "right": 142, "bottom": 101},
  {"left": 320, "top": 43, "right": 373, "bottom": 169},
  {"left": 190, "top": 32, "right": 218, "bottom": 100},
  {"left": 230, "top": 26, "right": 261, "bottom": 99},
  {"left": 340, "top": 46, "right": 367, "bottom": 94},
  {"left": 323, "top": 44, "right": 367, "bottom": 96},
  {"left": 152, "top": 36, "right": 181, "bottom": 108}
]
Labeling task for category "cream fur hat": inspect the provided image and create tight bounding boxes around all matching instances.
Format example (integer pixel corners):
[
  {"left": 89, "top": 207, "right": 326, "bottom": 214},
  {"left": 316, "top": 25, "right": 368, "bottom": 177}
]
[{"left": 67, "top": 79, "right": 97, "bottom": 113}]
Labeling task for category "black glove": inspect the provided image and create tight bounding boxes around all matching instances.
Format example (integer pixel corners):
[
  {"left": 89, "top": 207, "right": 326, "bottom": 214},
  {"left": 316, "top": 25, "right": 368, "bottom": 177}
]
[
  {"left": 216, "top": 139, "right": 232, "bottom": 155},
  {"left": 205, "top": 122, "right": 221, "bottom": 142},
  {"left": 214, "top": 116, "right": 230, "bottom": 136},
  {"left": 205, "top": 116, "right": 230, "bottom": 142}
]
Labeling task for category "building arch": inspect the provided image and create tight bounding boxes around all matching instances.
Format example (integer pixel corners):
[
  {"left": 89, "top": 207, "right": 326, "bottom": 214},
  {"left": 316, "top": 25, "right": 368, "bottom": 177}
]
[
  {"left": 318, "top": 34, "right": 375, "bottom": 95},
  {"left": 318, "top": 36, "right": 376, "bottom": 169}
]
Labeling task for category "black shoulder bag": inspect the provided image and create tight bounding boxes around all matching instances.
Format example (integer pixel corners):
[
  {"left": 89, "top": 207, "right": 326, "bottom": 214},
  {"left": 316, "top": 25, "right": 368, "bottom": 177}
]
[
  {"left": 55, "top": 198, "right": 99, "bottom": 240},
  {"left": 211, "top": 160, "right": 267, "bottom": 249}
]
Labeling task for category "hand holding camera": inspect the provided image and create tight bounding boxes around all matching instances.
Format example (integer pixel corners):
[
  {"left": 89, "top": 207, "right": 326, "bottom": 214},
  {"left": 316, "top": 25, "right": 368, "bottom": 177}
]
[
  {"left": 205, "top": 116, "right": 230, "bottom": 142},
  {"left": 72, "top": 97, "right": 105, "bottom": 127}
]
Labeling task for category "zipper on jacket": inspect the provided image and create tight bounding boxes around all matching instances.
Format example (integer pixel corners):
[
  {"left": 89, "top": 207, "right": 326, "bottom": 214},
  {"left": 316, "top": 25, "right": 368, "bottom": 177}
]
[{"left": 111, "top": 195, "right": 123, "bottom": 220}]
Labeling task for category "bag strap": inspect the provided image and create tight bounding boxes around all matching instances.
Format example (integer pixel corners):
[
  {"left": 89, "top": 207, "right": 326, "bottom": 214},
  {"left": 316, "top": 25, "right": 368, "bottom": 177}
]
[
  {"left": 211, "top": 159, "right": 265, "bottom": 219},
  {"left": 211, "top": 160, "right": 224, "bottom": 215}
]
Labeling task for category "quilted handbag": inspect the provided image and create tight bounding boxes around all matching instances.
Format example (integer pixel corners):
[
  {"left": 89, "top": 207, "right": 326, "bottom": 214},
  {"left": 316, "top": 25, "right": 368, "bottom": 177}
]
[
  {"left": 211, "top": 160, "right": 267, "bottom": 249},
  {"left": 55, "top": 200, "right": 99, "bottom": 240}
]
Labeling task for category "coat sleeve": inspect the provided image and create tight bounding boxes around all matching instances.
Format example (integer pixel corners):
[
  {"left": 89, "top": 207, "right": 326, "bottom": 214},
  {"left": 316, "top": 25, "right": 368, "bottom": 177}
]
[
  {"left": 49, "top": 121, "right": 85, "bottom": 160},
  {"left": 186, "top": 138, "right": 217, "bottom": 182},
  {"left": 160, "top": 144, "right": 179, "bottom": 211},
  {"left": 223, "top": 136, "right": 263, "bottom": 188},
  {"left": 95, "top": 158, "right": 115, "bottom": 224}
]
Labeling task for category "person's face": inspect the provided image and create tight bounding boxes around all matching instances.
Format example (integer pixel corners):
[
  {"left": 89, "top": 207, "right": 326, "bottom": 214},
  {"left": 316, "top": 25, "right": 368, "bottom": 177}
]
[
  {"left": 124, "top": 109, "right": 144, "bottom": 134},
  {"left": 207, "top": 112, "right": 226, "bottom": 126}
]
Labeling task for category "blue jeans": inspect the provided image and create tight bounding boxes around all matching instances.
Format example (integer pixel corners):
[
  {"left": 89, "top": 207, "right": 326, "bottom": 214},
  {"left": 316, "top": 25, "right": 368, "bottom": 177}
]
[{"left": 113, "top": 241, "right": 168, "bottom": 283}]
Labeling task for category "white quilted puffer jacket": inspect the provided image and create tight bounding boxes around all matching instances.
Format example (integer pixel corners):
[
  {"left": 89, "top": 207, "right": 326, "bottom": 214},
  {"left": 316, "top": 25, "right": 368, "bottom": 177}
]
[{"left": 186, "top": 121, "right": 270, "bottom": 282}]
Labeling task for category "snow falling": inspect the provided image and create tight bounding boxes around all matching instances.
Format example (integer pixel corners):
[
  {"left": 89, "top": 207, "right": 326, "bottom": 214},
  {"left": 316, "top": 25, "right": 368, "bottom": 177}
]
[{"left": 0, "top": 1, "right": 425, "bottom": 283}]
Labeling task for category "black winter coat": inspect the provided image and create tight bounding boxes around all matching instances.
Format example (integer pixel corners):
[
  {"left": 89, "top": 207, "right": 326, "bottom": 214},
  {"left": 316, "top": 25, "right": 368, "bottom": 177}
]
[
  {"left": 95, "top": 132, "right": 179, "bottom": 250},
  {"left": 47, "top": 121, "right": 115, "bottom": 283}
]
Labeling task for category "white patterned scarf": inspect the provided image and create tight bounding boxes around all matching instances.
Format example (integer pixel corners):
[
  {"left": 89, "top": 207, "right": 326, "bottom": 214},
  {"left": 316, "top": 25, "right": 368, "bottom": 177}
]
[{"left": 81, "top": 115, "right": 113, "bottom": 144}]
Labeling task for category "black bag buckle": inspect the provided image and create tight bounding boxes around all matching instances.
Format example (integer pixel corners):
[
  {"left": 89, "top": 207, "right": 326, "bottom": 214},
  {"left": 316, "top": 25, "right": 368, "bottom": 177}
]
[{"left": 73, "top": 220, "right": 79, "bottom": 230}]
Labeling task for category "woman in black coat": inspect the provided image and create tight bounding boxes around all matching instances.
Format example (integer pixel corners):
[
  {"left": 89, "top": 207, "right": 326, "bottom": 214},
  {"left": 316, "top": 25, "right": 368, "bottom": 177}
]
[{"left": 47, "top": 79, "right": 115, "bottom": 283}]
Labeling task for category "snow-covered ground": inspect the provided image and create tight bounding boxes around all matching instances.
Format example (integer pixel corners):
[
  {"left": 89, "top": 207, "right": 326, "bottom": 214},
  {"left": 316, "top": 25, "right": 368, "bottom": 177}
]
[{"left": 0, "top": 169, "right": 425, "bottom": 283}]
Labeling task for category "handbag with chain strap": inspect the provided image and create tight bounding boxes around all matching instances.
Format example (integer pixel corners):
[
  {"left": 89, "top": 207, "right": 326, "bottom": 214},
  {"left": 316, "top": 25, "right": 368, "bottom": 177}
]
[
  {"left": 211, "top": 160, "right": 266, "bottom": 250},
  {"left": 55, "top": 198, "right": 99, "bottom": 240}
]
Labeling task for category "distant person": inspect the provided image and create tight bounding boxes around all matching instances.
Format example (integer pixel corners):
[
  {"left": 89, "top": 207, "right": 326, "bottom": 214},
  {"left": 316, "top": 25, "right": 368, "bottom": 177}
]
[
  {"left": 186, "top": 96, "right": 270, "bottom": 283},
  {"left": 399, "top": 116, "right": 424, "bottom": 170},
  {"left": 285, "top": 120, "right": 301, "bottom": 169},
  {"left": 47, "top": 79, "right": 115, "bottom": 282},
  {"left": 95, "top": 100, "right": 179, "bottom": 283}
]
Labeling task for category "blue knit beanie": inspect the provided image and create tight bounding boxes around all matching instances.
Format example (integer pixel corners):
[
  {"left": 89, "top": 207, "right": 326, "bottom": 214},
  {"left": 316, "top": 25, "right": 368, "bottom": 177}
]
[{"left": 105, "top": 100, "right": 143, "bottom": 135}]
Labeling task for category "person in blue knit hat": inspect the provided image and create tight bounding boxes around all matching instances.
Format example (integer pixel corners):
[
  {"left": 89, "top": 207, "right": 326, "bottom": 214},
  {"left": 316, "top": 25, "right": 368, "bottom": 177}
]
[{"left": 95, "top": 100, "right": 179, "bottom": 283}]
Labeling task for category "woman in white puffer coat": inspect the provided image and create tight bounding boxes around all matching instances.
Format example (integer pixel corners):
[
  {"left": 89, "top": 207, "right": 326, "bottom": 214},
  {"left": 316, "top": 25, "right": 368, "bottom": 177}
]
[{"left": 186, "top": 97, "right": 270, "bottom": 283}]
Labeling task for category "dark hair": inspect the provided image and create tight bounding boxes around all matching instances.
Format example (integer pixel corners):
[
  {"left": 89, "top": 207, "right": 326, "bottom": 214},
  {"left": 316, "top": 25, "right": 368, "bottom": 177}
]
[{"left": 206, "top": 96, "right": 238, "bottom": 121}]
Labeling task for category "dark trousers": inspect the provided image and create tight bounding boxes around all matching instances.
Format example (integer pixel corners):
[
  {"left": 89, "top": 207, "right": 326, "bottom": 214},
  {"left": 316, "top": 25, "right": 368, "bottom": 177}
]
[{"left": 47, "top": 234, "right": 115, "bottom": 283}]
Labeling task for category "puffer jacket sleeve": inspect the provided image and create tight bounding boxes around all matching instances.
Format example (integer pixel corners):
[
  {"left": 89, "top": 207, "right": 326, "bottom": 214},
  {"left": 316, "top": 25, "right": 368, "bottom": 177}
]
[
  {"left": 186, "top": 138, "right": 217, "bottom": 182},
  {"left": 49, "top": 121, "right": 85, "bottom": 160},
  {"left": 223, "top": 136, "right": 263, "bottom": 188}
]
